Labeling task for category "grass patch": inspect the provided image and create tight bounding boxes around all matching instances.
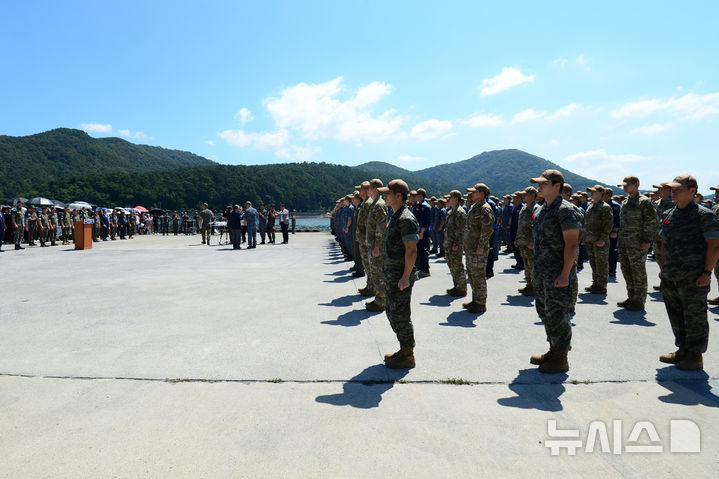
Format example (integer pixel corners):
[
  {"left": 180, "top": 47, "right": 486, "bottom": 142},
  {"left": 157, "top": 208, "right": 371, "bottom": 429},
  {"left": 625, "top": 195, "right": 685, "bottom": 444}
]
[
  {"left": 442, "top": 378, "right": 474, "bottom": 385},
  {"left": 268, "top": 378, "right": 284, "bottom": 383}
]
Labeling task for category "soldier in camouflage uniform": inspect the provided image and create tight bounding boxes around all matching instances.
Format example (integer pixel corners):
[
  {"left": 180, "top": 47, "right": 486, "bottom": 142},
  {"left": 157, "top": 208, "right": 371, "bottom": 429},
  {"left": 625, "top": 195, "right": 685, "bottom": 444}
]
[
  {"left": 617, "top": 175, "right": 659, "bottom": 311},
  {"left": 583, "top": 185, "right": 614, "bottom": 294},
  {"left": 515, "top": 187, "right": 538, "bottom": 296},
  {"left": 48, "top": 207, "right": 58, "bottom": 246},
  {"left": 93, "top": 209, "right": 101, "bottom": 242},
  {"left": 658, "top": 175, "right": 719, "bottom": 370},
  {"left": 39, "top": 207, "right": 50, "bottom": 247},
  {"left": 444, "top": 190, "right": 467, "bottom": 296},
  {"left": 350, "top": 187, "right": 365, "bottom": 278},
  {"left": 377, "top": 179, "right": 419, "bottom": 369},
  {"left": 709, "top": 185, "right": 719, "bottom": 305},
  {"left": 528, "top": 170, "right": 582, "bottom": 373},
  {"left": 61, "top": 208, "right": 72, "bottom": 245},
  {"left": 365, "top": 179, "right": 388, "bottom": 312},
  {"left": 109, "top": 211, "right": 118, "bottom": 240},
  {"left": 356, "top": 181, "right": 374, "bottom": 296},
  {"left": 651, "top": 182, "right": 674, "bottom": 291},
  {"left": 199, "top": 203, "right": 214, "bottom": 245},
  {"left": 462, "top": 183, "right": 495, "bottom": 313},
  {"left": 12, "top": 201, "right": 25, "bottom": 250},
  {"left": 27, "top": 206, "right": 40, "bottom": 246}
]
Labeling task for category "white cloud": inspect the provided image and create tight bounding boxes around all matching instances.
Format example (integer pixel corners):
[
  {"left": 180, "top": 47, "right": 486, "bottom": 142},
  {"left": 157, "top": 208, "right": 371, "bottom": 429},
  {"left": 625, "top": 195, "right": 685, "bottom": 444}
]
[
  {"left": 218, "top": 128, "right": 289, "bottom": 150},
  {"left": 116, "top": 128, "right": 154, "bottom": 141},
  {"left": 551, "top": 139, "right": 560, "bottom": 146},
  {"left": 397, "top": 155, "right": 425, "bottom": 163},
  {"left": 548, "top": 103, "right": 581, "bottom": 120},
  {"left": 512, "top": 108, "right": 546, "bottom": 123},
  {"left": 117, "top": 129, "right": 131, "bottom": 136},
  {"left": 463, "top": 113, "right": 504, "bottom": 127},
  {"left": 613, "top": 93, "right": 719, "bottom": 120},
  {"left": 576, "top": 54, "right": 591, "bottom": 72},
  {"left": 410, "top": 119, "right": 452, "bottom": 140},
  {"left": 205, "top": 140, "right": 215, "bottom": 146},
  {"left": 234, "top": 108, "right": 254, "bottom": 125},
  {"left": 479, "top": 67, "right": 534, "bottom": 97},
  {"left": 263, "top": 76, "right": 402, "bottom": 142},
  {"left": 80, "top": 123, "right": 112, "bottom": 133},
  {"left": 630, "top": 123, "right": 673, "bottom": 135},
  {"left": 276, "top": 144, "right": 321, "bottom": 161},
  {"left": 565, "top": 149, "right": 647, "bottom": 163},
  {"left": 552, "top": 57, "right": 568, "bottom": 69}
]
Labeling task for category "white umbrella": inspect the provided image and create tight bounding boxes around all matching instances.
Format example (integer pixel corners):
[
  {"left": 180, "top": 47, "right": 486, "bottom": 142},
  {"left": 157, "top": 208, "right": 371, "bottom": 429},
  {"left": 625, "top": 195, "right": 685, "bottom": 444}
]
[
  {"left": 28, "top": 197, "right": 55, "bottom": 206},
  {"left": 68, "top": 201, "right": 93, "bottom": 210}
]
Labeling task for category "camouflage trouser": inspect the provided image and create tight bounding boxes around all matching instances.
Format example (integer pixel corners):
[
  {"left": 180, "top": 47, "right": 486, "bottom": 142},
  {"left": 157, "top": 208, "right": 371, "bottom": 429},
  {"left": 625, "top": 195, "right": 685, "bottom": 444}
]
[
  {"left": 201, "top": 224, "right": 212, "bottom": 243},
  {"left": 661, "top": 278, "right": 709, "bottom": 353},
  {"left": 586, "top": 242, "right": 610, "bottom": 287},
  {"left": 445, "top": 247, "right": 466, "bottom": 291},
  {"left": 571, "top": 251, "right": 579, "bottom": 309},
  {"left": 654, "top": 237, "right": 665, "bottom": 268},
  {"left": 14, "top": 226, "right": 23, "bottom": 245},
  {"left": 714, "top": 263, "right": 719, "bottom": 294},
  {"left": 466, "top": 252, "right": 489, "bottom": 304},
  {"left": 368, "top": 252, "right": 386, "bottom": 306},
  {"left": 28, "top": 225, "right": 38, "bottom": 244},
  {"left": 360, "top": 244, "right": 372, "bottom": 290},
  {"left": 384, "top": 273, "right": 415, "bottom": 348},
  {"left": 519, "top": 246, "right": 534, "bottom": 288},
  {"left": 110, "top": 225, "right": 116, "bottom": 239},
  {"left": 534, "top": 274, "right": 574, "bottom": 350},
  {"left": 619, "top": 246, "right": 648, "bottom": 305}
]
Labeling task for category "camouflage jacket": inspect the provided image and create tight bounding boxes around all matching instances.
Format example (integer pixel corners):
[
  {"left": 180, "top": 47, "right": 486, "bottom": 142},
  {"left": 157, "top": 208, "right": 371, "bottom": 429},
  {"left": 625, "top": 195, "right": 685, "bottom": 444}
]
[
  {"left": 28, "top": 211, "right": 39, "bottom": 228},
  {"left": 660, "top": 202, "right": 719, "bottom": 281},
  {"left": 62, "top": 211, "right": 72, "bottom": 227},
  {"left": 712, "top": 204, "right": 718, "bottom": 216},
  {"left": 366, "top": 196, "right": 388, "bottom": 248},
  {"left": 515, "top": 201, "right": 537, "bottom": 246},
  {"left": 40, "top": 213, "right": 50, "bottom": 228},
  {"left": 444, "top": 205, "right": 466, "bottom": 249},
  {"left": 463, "top": 200, "right": 494, "bottom": 253},
  {"left": 654, "top": 197, "right": 675, "bottom": 241},
  {"left": 351, "top": 199, "right": 362, "bottom": 238},
  {"left": 383, "top": 205, "right": 419, "bottom": 277},
  {"left": 583, "top": 200, "right": 613, "bottom": 244},
  {"left": 618, "top": 193, "right": 658, "bottom": 246},
  {"left": 533, "top": 195, "right": 583, "bottom": 279},
  {"left": 357, "top": 196, "right": 374, "bottom": 242},
  {"left": 49, "top": 213, "right": 58, "bottom": 227},
  {"left": 13, "top": 208, "right": 25, "bottom": 228}
]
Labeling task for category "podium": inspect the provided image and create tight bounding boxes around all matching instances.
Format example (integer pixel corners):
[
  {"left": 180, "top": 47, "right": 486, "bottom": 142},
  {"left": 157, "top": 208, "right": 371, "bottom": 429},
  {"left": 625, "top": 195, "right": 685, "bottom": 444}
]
[{"left": 74, "top": 220, "right": 94, "bottom": 250}]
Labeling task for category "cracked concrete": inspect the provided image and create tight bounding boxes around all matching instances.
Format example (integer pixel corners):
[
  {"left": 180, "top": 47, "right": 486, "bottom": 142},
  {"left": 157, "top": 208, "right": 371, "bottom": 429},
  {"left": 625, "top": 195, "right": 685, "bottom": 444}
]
[{"left": 1, "top": 233, "right": 718, "bottom": 477}]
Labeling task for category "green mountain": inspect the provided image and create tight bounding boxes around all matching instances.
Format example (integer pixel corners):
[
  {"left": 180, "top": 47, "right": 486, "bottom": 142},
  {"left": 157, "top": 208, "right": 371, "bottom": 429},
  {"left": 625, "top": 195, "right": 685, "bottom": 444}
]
[{"left": 0, "top": 128, "right": 214, "bottom": 199}]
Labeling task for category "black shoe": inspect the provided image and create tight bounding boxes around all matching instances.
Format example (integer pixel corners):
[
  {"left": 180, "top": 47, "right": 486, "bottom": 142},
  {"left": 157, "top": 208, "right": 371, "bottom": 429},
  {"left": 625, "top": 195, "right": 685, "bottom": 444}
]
[
  {"left": 15, "top": 245, "right": 24, "bottom": 250},
  {"left": 352, "top": 271, "right": 365, "bottom": 277}
]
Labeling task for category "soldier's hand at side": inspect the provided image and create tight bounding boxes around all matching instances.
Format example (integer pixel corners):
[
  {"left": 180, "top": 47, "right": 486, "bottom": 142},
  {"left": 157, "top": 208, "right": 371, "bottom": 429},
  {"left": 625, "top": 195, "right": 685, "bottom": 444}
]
[
  {"left": 418, "top": 231, "right": 424, "bottom": 240},
  {"left": 513, "top": 242, "right": 518, "bottom": 247},
  {"left": 372, "top": 246, "right": 380, "bottom": 257},
  {"left": 476, "top": 247, "right": 483, "bottom": 255},
  {"left": 696, "top": 273, "right": 711, "bottom": 288},
  {"left": 452, "top": 245, "right": 458, "bottom": 252},
  {"left": 398, "top": 277, "right": 409, "bottom": 290},
  {"left": 610, "top": 232, "right": 617, "bottom": 239},
  {"left": 640, "top": 242, "right": 650, "bottom": 251},
  {"left": 554, "top": 274, "right": 569, "bottom": 288},
  {"left": 528, "top": 241, "right": 534, "bottom": 250},
  {"left": 596, "top": 240, "right": 605, "bottom": 247}
]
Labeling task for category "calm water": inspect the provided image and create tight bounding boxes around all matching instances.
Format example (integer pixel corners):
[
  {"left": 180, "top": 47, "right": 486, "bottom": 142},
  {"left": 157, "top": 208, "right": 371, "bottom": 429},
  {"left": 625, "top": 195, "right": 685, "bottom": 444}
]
[{"left": 294, "top": 216, "right": 330, "bottom": 231}]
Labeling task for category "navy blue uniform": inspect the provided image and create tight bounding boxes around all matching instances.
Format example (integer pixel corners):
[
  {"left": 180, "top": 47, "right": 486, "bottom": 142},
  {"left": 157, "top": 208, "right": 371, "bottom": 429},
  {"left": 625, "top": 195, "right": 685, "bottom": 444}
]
[{"left": 412, "top": 200, "right": 431, "bottom": 274}]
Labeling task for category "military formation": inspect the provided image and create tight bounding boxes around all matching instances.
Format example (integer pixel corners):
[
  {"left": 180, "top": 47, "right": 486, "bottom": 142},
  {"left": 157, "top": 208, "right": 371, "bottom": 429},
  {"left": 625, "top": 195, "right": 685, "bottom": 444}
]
[{"left": 330, "top": 172, "right": 719, "bottom": 374}]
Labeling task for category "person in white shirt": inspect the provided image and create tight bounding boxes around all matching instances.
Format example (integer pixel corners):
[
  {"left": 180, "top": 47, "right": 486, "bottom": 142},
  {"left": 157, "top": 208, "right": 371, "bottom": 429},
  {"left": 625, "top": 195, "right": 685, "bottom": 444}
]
[{"left": 279, "top": 204, "right": 290, "bottom": 244}]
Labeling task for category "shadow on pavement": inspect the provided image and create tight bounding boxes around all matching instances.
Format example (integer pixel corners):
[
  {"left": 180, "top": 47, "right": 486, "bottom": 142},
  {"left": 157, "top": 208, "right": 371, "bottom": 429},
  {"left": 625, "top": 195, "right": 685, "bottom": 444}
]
[
  {"left": 318, "top": 294, "right": 364, "bottom": 307},
  {"left": 321, "top": 309, "right": 382, "bottom": 327},
  {"left": 502, "top": 294, "right": 534, "bottom": 307},
  {"left": 501, "top": 268, "right": 523, "bottom": 275},
  {"left": 578, "top": 292, "right": 608, "bottom": 305},
  {"left": 655, "top": 367, "right": 719, "bottom": 408},
  {"left": 323, "top": 275, "right": 355, "bottom": 283},
  {"left": 315, "top": 364, "right": 409, "bottom": 409},
  {"left": 439, "top": 310, "right": 478, "bottom": 328},
  {"left": 497, "top": 368, "right": 567, "bottom": 412},
  {"left": 420, "top": 294, "right": 457, "bottom": 307},
  {"left": 610, "top": 309, "right": 655, "bottom": 327}
]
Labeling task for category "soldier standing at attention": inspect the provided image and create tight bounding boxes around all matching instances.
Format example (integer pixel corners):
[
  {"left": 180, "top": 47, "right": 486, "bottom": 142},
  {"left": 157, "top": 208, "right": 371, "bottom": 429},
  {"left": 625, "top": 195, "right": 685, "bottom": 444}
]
[
  {"left": 429, "top": 197, "right": 439, "bottom": 254},
  {"left": 508, "top": 192, "right": 524, "bottom": 270},
  {"left": 529, "top": 170, "right": 582, "bottom": 373},
  {"left": 350, "top": 184, "right": 367, "bottom": 278},
  {"left": 199, "top": 203, "right": 215, "bottom": 245},
  {"left": 444, "top": 190, "right": 467, "bottom": 297},
  {"left": 462, "top": 183, "right": 494, "bottom": 314},
  {"left": 603, "top": 188, "right": 621, "bottom": 278},
  {"left": 583, "top": 185, "right": 614, "bottom": 294},
  {"left": 652, "top": 182, "right": 674, "bottom": 291},
  {"left": 12, "top": 201, "right": 26, "bottom": 250},
  {"left": 109, "top": 211, "right": 117, "bottom": 240},
  {"left": 658, "top": 175, "right": 719, "bottom": 370},
  {"left": 436, "top": 198, "right": 447, "bottom": 258},
  {"left": 617, "top": 175, "right": 659, "bottom": 311},
  {"left": 62, "top": 208, "right": 73, "bottom": 244},
  {"left": 515, "top": 187, "right": 538, "bottom": 296},
  {"left": 172, "top": 211, "right": 180, "bottom": 235},
  {"left": 411, "top": 188, "right": 432, "bottom": 278},
  {"left": 377, "top": 179, "right": 419, "bottom": 369},
  {"left": 48, "top": 207, "right": 58, "bottom": 246},
  {"left": 27, "top": 206, "right": 39, "bottom": 246},
  {"left": 357, "top": 181, "right": 375, "bottom": 296},
  {"left": 709, "top": 185, "right": 719, "bottom": 306},
  {"left": 39, "top": 207, "right": 50, "bottom": 247},
  {"left": 365, "top": 179, "right": 388, "bottom": 312}
]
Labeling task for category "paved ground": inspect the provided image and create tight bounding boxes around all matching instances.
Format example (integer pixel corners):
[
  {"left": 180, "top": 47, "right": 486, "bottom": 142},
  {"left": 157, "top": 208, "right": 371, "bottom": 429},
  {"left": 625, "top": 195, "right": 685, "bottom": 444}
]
[{"left": 1, "top": 233, "right": 718, "bottom": 477}]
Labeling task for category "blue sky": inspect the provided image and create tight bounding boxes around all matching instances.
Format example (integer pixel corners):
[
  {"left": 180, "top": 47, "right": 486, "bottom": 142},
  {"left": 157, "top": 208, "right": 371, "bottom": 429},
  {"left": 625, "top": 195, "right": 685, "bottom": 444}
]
[{"left": 2, "top": 1, "right": 718, "bottom": 191}]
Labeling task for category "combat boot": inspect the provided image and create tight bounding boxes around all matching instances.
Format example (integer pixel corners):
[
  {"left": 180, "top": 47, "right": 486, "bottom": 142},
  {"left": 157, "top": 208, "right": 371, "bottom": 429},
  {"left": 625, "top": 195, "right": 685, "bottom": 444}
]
[
  {"left": 447, "top": 288, "right": 467, "bottom": 297},
  {"left": 538, "top": 349, "right": 569, "bottom": 373},
  {"left": 589, "top": 285, "right": 607, "bottom": 294},
  {"left": 584, "top": 284, "right": 595, "bottom": 292},
  {"left": 384, "top": 347, "right": 415, "bottom": 369},
  {"left": 521, "top": 285, "right": 534, "bottom": 296},
  {"left": 365, "top": 300, "right": 385, "bottom": 312},
  {"left": 659, "top": 347, "right": 687, "bottom": 364},
  {"left": 653, "top": 285, "right": 662, "bottom": 291},
  {"left": 530, "top": 346, "right": 554, "bottom": 365},
  {"left": 708, "top": 297, "right": 719, "bottom": 305},
  {"left": 358, "top": 288, "right": 375, "bottom": 297},
  {"left": 676, "top": 351, "right": 703, "bottom": 370},
  {"left": 465, "top": 301, "right": 486, "bottom": 313},
  {"left": 617, "top": 299, "right": 630, "bottom": 307},
  {"left": 15, "top": 244, "right": 24, "bottom": 250},
  {"left": 624, "top": 301, "right": 645, "bottom": 311}
]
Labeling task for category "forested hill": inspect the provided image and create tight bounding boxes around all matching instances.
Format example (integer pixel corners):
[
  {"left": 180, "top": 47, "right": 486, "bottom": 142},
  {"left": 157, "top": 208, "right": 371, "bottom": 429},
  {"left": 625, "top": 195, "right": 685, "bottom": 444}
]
[{"left": 0, "top": 128, "right": 214, "bottom": 199}]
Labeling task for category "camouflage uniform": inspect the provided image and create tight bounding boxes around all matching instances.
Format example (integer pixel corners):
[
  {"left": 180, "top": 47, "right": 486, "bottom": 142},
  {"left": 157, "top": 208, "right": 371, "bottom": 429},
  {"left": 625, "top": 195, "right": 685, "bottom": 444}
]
[
  {"left": 109, "top": 213, "right": 117, "bottom": 240},
  {"left": 366, "top": 196, "right": 388, "bottom": 307},
  {"left": 660, "top": 202, "right": 719, "bottom": 353},
  {"left": 383, "top": 205, "right": 419, "bottom": 348},
  {"left": 39, "top": 211, "right": 50, "bottom": 246},
  {"left": 93, "top": 211, "right": 101, "bottom": 241},
  {"left": 13, "top": 208, "right": 25, "bottom": 246},
  {"left": 654, "top": 197, "right": 675, "bottom": 267},
  {"left": 583, "top": 200, "right": 614, "bottom": 288},
  {"left": 49, "top": 211, "right": 58, "bottom": 245},
  {"left": 444, "top": 204, "right": 467, "bottom": 291},
  {"left": 61, "top": 210, "right": 72, "bottom": 244},
  {"left": 714, "top": 204, "right": 719, "bottom": 293},
  {"left": 570, "top": 205, "right": 584, "bottom": 310},
  {"left": 27, "top": 210, "right": 39, "bottom": 245},
  {"left": 199, "top": 208, "right": 214, "bottom": 243},
  {"left": 351, "top": 198, "right": 365, "bottom": 275},
  {"left": 357, "top": 195, "right": 374, "bottom": 290},
  {"left": 463, "top": 200, "right": 495, "bottom": 305},
  {"left": 619, "top": 193, "right": 659, "bottom": 307},
  {"left": 515, "top": 200, "right": 537, "bottom": 289},
  {"left": 533, "top": 196, "right": 582, "bottom": 350}
]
